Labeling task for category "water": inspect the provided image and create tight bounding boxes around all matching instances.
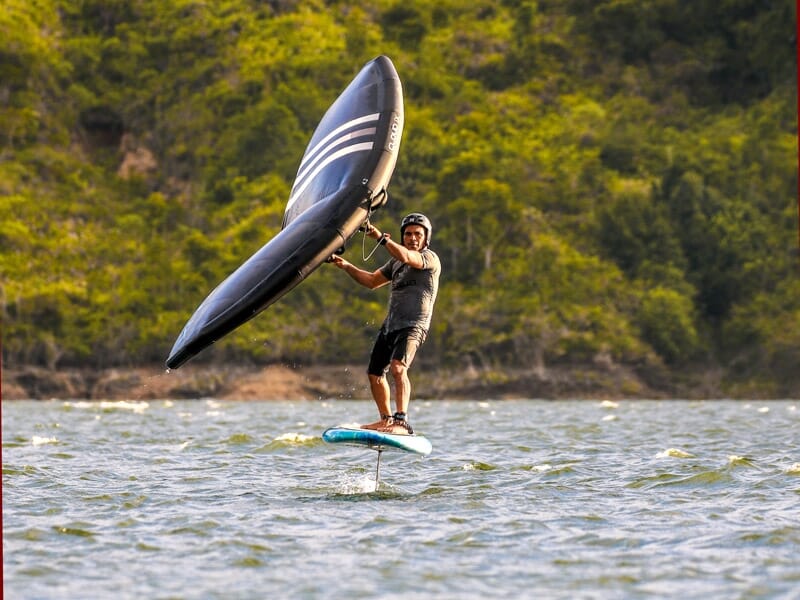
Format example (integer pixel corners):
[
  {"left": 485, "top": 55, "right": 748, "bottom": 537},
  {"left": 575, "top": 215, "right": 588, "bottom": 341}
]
[{"left": 3, "top": 398, "right": 799, "bottom": 599}]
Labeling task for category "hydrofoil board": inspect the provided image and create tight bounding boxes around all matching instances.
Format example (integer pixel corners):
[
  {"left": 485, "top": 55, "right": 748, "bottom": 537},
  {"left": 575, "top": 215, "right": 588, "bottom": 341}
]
[{"left": 322, "top": 426, "right": 432, "bottom": 456}]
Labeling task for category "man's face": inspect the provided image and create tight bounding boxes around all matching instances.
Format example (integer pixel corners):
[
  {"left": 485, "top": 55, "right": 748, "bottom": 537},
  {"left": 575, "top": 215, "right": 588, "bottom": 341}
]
[{"left": 402, "top": 224, "right": 426, "bottom": 250}]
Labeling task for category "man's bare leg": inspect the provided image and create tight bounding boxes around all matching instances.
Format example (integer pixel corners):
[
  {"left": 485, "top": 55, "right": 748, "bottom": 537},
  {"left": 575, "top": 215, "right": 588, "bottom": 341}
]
[
  {"left": 389, "top": 359, "right": 410, "bottom": 414},
  {"left": 362, "top": 373, "right": 392, "bottom": 430},
  {"left": 386, "top": 359, "right": 413, "bottom": 434}
]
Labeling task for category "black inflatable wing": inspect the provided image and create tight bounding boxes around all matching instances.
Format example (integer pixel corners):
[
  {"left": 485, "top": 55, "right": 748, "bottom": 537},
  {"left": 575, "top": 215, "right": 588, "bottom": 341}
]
[{"left": 166, "top": 56, "right": 403, "bottom": 369}]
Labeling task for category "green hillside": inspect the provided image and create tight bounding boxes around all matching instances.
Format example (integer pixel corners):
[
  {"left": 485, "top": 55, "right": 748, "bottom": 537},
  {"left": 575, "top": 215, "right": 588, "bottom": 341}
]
[{"left": 2, "top": 0, "right": 797, "bottom": 394}]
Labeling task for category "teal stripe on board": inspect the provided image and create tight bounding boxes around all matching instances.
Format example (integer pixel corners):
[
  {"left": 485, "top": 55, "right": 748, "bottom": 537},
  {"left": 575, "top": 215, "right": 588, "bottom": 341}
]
[{"left": 322, "top": 426, "right": 432, "bottom": 456}]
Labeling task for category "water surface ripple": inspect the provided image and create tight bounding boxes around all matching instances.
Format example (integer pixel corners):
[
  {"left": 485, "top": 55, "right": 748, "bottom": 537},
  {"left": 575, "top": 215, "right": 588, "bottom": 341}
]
[{"left": 3, "top": 399, "right": 799, "bottom": 599}]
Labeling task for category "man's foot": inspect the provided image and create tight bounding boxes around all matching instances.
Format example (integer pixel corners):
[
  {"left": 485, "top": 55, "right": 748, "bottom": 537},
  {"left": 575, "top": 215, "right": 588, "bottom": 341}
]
[
  {"left": 361, "top": 415, "right": 392, "bottom": 430},
  {"left": 379, "top": 422, "right": 413, "bottom": 436},
  {"left": 386, "top": 412, "right": 414, "bottom": 435}
]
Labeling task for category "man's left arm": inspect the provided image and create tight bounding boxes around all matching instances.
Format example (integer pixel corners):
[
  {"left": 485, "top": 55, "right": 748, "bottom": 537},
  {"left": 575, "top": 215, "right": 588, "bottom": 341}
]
[{"left": 365, "top": 225, "right": 425, "bottom": 269}]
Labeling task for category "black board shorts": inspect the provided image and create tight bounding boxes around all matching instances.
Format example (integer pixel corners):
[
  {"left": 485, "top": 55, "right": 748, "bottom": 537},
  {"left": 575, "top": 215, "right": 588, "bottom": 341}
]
[{"left": 367, "top": 327, "right": 427, "bottom": 376}]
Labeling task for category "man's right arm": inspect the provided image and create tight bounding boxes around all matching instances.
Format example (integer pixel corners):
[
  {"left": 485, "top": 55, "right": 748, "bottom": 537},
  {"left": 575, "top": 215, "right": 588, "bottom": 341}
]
[{"left": 329, "top": 255, "right": 390, "bottom": 289}]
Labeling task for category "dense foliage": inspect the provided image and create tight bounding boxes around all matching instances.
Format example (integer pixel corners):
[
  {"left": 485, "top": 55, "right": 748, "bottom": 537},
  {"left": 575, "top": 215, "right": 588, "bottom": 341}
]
[{"left": 2, "top": 0, "right": 797, "bottom": 392}]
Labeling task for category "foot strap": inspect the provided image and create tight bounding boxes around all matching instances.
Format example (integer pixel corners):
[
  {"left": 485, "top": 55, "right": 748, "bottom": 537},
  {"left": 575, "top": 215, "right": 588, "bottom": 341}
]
[{"left": 392, "top": 412, "right": 414, "bottom": 435}]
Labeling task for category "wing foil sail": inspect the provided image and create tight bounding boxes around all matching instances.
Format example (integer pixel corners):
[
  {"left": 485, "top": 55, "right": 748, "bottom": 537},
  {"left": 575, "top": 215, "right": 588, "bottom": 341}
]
[{"left": 166, "top": 56, "right": 403, "bottom": 369}]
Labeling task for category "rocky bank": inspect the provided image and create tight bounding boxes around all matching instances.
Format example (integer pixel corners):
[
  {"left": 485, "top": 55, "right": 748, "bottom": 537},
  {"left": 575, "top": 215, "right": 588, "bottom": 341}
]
[{"left": 0, "top": 361, "right": 755, "bottom": 401}]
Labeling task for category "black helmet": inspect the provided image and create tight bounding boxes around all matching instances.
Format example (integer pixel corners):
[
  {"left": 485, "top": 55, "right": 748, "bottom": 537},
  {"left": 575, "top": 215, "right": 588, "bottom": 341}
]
[{"left": 400, "top": 213, "right": 432, "bottom": 247}]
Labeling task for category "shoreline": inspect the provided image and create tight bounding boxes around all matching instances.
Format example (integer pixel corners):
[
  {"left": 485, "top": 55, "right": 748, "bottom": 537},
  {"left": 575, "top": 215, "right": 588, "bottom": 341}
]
[{"left": 2, "top": 362, "right": 793, "bottom": 401}]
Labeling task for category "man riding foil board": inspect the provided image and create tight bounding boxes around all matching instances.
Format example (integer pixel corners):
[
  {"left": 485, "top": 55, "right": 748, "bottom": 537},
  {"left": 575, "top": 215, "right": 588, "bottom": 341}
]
[{"left": 328, "top": 213, "right": 441, "bottom": 435}]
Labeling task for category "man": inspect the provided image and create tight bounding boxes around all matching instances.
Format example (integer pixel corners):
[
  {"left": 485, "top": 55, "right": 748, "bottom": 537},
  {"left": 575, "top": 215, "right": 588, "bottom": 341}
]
[{"left": 328, "top": 213, "right": 441, "bottom": 435}]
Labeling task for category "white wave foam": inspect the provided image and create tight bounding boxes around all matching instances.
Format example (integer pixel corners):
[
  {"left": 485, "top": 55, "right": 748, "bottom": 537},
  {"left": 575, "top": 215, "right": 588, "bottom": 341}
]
[
  {"left": 31, "top": 436, "right": 58, "bottom": 446},
  {"left": 727, "top": 455, "right": 752, "bottom": 466},
  {"left": 657, "top": 448, "right": 694, "bottom": 458},
  {"left": 99, "top": 401, "right": 149, "bottom": 414},
  {"left": 336, "top": 474, "right": 377, "bottom": 494},
  {"left": 273, "top": 432, "right": 315, "bottom": 443},
  {"left": 63, "top": 401, "right": 93, "bottom": 409}
]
